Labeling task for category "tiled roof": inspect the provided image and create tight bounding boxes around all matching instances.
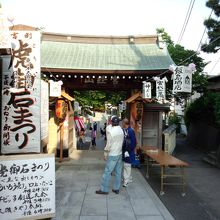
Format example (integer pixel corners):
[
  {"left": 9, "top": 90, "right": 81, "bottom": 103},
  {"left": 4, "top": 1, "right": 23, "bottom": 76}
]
[{"left": 41, "top": 40, "right": 175, "bottom": 71}]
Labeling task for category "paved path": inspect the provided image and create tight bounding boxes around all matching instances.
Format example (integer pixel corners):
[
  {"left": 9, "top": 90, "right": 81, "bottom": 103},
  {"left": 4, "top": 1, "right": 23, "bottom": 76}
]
[{"left": 54, "top": 151, "right": 174, "bottom": 220}]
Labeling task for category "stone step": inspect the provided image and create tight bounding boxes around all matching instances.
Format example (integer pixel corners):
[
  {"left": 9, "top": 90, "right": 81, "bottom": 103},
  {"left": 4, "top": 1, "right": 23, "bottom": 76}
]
[
  {"left": 202, "top": 152, "right": 218, "bottom": 166},
  {"left": 55, "top": 149, "right": 105, "bottom": 170}
]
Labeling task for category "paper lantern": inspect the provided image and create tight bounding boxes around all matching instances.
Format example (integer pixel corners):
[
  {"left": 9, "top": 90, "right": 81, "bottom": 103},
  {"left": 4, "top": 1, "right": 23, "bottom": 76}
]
[{"left": 55, "top": 99, "right": 68, "bottom": 121}]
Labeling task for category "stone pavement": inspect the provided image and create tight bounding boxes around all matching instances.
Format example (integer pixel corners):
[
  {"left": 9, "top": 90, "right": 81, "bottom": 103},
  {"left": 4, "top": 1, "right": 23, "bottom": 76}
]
[{"left": 54, "top": 150, "right": 174, "bottom": 220}]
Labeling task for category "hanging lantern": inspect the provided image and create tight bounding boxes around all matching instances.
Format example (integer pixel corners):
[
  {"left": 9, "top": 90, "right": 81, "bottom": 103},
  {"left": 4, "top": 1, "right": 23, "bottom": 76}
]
[{"left": 55, "top": 98, "right": 68, "bottom": 122}]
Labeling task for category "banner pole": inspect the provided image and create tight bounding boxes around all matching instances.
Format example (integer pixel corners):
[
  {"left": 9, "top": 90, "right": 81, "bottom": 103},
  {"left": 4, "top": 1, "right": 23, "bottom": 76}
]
[{"left": 59, "top": 123, "right": 64, "bottom": 163}]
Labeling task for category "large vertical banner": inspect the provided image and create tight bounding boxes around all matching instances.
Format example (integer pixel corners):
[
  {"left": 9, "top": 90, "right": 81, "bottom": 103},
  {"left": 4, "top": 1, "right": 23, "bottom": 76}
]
[
  {"left": 156, "top": 79, "right": 166, "bottom": 100},
  {"left": 142, "top": 81, "right": 151, "bottom": 99},
  {"left": 173, "top": 66, "right": 192, "bottom": 93},
  {"left": 1, "top": 31, "right": 41, "bottom": 154}
]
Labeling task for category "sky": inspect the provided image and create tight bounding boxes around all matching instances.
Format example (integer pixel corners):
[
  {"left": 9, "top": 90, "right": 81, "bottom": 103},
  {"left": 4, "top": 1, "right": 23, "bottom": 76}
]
[{"left": 1, "top": 0, "right": 220, "bottom": 75}]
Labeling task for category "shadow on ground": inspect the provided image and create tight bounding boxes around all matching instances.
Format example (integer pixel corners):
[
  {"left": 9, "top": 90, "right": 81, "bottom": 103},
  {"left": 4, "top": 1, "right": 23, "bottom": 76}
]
[{"left": 140, "top": 137, "right": 220, "bottom": 220}]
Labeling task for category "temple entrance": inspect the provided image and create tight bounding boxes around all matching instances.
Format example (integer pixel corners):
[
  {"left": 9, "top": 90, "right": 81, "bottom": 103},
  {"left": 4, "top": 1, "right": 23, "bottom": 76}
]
[
  {"left": 71, "top": 89, "right": 128, "bottom": 151},
  {"left": 39, "top": 30, "right": 174, "bottom": 155}
]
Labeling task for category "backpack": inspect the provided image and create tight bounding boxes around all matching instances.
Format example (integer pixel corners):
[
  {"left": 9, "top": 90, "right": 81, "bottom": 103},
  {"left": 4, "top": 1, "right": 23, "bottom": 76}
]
[{"left": 122, "top": 129, "right": 131, "bottom": 152}]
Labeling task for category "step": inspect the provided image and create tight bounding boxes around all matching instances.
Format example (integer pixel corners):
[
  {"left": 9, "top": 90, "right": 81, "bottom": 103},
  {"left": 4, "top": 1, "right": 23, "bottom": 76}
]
[
  {"left": 55, "top": 149, "right": 106, "bottom": 170},
  {"left": 202, "top": 154, "right": 218, "bottom": 166}
]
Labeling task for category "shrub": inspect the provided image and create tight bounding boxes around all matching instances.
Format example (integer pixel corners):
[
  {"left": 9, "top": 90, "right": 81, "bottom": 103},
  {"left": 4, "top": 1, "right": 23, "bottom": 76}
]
[
  {"left": 168, "top": 112, "right": 181, "bottom": 133},
  {"left": 184, "top": 92, "right": 220, "bottom": 129}
]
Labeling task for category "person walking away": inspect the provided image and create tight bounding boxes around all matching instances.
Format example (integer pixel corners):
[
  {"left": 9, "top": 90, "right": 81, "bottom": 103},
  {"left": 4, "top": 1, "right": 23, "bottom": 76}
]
[
  {"left": 93, "top": 122, "right": 97, "bottom": 131},
  {"left": 122, "top": 118, "right": 137, "bottom": 187},
  {"left": 96, "top": 116, "right": 124, "bottom": 195},
  {"left": 78, "top": 128, "right": 85, "bottom": 150},
  {"left": 103, "top": 122, "right": 107, "bottom": 140},
  {"left": 91, "top": 128, "right": 96, "bottom": 149}
]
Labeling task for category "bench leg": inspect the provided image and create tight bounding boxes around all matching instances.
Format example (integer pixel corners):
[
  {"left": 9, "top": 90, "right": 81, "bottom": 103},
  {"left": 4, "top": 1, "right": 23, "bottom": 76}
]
[
  {"left": 181, "top": 166, "right": 186, "bottom": 196},
  {"left": 160, "top": 166, "right": 165, "bottom": 195},
  {"left": 145, "top": 156, "right": 149, "bottom": 178}
]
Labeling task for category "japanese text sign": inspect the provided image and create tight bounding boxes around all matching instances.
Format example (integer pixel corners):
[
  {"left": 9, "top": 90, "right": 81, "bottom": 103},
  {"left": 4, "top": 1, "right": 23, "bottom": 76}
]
[
  {"left": 49, "top": 80, "right": 62, "bottom": 97},
  {"left": 142, "top": 81, "right": 151, "bottom": 99},
  {"left": 173, "top": 66, "right": 192, "bottom": 93},
  {"left": 156, "top": 79, "right": 166, "bottom": 100},
  {"left": 1, "top": 31, "right": 41, "bottom": 154},
  {"left": 0, "top": 154, "right": 55, "bottom": 220}
]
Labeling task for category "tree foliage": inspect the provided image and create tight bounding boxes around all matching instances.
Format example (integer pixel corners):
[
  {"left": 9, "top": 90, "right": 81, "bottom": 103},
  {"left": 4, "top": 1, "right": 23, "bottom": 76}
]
[
  {"left": 184, "top": 92, "right": 220, "bottom": 128},
  {"left": 72, "top": 90, "right": 127, "bottom": 113},
  {"left": 157, "top": 28, "right": 208, "bottom": 100},
  {"left": 202, "top": 0, "right": 220, "bottom": 53}
]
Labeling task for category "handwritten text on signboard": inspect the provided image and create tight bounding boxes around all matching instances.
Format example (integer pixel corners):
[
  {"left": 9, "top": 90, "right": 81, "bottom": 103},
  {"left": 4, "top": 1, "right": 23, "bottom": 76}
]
[
  {"left": 0, "top": 155, "right": 55, "bottom": 219},
  {"left": 1, "top": 31, "right": 41, "bottom": 154}
]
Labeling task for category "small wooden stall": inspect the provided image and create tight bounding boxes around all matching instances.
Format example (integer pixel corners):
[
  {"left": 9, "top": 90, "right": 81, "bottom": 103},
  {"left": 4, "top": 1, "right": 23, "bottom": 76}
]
[{"left": 125, "top": 92, "right": 170, "bottom": 148}]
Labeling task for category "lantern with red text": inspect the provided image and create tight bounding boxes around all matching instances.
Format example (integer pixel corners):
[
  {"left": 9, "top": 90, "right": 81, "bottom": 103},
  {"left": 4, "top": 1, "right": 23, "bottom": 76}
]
[{"left": 55, "top": 99, "right": 68, "bottom": 122}]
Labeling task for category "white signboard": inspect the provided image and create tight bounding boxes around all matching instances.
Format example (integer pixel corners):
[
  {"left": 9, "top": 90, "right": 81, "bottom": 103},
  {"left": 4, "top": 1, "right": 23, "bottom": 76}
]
[
  {"left": 1, "top": 31, "right": 41, "bottom": 154},
  {"left": 142, "top": 81, "right": 151, "bottom": 99},
  {"left": 0, "top": 154, "right": 55, "bottom": 220},
  {"left": 49, "top": 80, "right": 62, "bottom": 97},
  {"left": 173, "top": 66, "right": 192, "bottom": 93},
  {"left": 41, "top": 80, "right": 49, "bottom": 142},
  {"left": 156, "top": 79, "right": 166, "bottom": 100}
]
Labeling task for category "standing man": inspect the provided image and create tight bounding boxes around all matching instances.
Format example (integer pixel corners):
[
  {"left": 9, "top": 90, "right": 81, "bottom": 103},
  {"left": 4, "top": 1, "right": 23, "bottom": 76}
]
[
  {"left": 122, "top": 118, "right": 137, "bottom": 187},
  {"left": 96, "top": 116, "right": 124, "bottom": 195}
]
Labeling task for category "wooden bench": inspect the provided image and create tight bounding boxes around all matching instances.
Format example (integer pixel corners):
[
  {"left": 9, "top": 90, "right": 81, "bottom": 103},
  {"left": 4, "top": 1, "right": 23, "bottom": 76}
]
[{"left": 142, "top": 146, "right": 189, "bottom": 196}]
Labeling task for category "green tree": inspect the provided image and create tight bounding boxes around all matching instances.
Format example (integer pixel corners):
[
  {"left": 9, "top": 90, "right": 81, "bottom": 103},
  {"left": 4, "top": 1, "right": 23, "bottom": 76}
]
[
  {"left": 202, "top": 0, "right": 220, "bottom": 53},
  {"left": 157, "top": 28, "right": 208, "bottom": 99},
  {"left": 72, "top": 90, "right": 127, "bottom": 113},
  {"left": 184, "top": 92, "right": 220, "bottom": 128}
]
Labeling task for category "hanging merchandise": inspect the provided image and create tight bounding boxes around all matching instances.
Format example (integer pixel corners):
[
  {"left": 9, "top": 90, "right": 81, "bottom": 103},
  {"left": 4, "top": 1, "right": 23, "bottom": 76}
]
[
  {"left": 142, "top": 81, "right": 151, "bottom": 99},
  {"left": 74, "top": 116, "right": 86, "bottom": 132},
  {"left": 156, "top": 78, "right": 166, "bottom": 100},
  {"left": 171, "top": 63, "right": 195, "bottom": 93}
]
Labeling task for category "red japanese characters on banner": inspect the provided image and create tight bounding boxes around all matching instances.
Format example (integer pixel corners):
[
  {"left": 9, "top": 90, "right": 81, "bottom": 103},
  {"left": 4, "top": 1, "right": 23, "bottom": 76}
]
[{"left": 1, "top": 31, "right": 41, "bottom": 154}]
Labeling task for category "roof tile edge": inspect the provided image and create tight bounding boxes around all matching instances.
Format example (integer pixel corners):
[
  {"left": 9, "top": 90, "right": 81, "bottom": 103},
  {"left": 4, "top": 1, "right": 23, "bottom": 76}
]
[{"left": 42, "top": 32, "right": 158, "bottom": 44}]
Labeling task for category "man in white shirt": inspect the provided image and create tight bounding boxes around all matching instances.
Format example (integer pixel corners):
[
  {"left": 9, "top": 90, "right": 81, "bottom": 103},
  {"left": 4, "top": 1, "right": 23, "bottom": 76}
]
[{"left": 96, "top": 116, "right": 124, "bottom": 195}]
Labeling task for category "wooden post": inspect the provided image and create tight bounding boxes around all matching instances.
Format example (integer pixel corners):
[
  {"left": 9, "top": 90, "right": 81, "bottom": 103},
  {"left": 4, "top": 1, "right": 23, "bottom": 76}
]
[{"left": 59, "top": 123, "right": 64, "bottom": 163}]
